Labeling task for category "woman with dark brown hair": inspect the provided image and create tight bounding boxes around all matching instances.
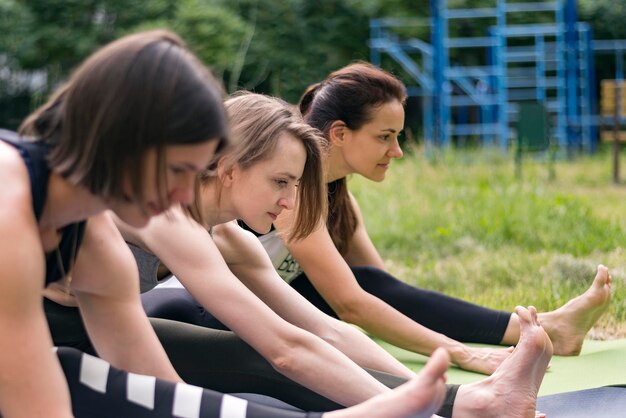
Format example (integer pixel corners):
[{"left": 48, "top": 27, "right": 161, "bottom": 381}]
[
  {"left": 0, "top": 28, "right": 229, "bottom": 417},
  {"left": 282, "top": 62, "right": 610, "bottom": 366}
]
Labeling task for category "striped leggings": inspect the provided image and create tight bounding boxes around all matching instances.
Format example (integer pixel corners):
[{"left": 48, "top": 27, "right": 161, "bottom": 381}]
[{"left": 57, "top": 346, "right": 322, "bottom": 418}]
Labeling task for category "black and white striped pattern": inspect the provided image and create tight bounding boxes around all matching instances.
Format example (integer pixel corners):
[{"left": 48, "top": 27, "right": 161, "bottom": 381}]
[{"left": 54, "top": 346, "right": 321, "bottom": 418}]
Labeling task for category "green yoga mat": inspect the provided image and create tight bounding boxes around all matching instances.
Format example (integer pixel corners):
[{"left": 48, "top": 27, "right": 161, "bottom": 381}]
[{"left": 376, "top": 338, "right": 626, "bottom": 395}]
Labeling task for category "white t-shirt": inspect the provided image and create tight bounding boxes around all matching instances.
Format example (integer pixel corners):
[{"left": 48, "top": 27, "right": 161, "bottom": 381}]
[{"left": 258, "top": 230, "right": 303, "bottom": 284}]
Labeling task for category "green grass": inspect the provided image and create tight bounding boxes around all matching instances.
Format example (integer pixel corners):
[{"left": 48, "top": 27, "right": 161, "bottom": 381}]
[{"left": 349, "top": 146, "right": 626, "bottom": 338}]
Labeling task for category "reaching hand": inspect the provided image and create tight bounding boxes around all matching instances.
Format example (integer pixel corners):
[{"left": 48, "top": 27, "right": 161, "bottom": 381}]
[{"left": 450, "top": 345, "right": 514, "bottom": 375}]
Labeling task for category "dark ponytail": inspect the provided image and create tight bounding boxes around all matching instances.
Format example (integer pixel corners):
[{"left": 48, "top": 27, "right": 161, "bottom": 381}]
[
  {"left": 299, "top": 82, "right": 323, "bottom": 117},
  {"left": 299, "top": 62, "right": 406, "bottom": 254}
]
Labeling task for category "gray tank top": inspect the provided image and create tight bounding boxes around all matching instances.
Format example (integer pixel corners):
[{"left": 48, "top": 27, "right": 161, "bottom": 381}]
[{"left": 128, "top": 242, "right": 172, "bottom": 293}]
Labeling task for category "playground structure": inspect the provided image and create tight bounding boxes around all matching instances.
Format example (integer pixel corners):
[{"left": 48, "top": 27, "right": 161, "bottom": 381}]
[{"left": 369, "top": 0, "right": 626, "bottom": 153}]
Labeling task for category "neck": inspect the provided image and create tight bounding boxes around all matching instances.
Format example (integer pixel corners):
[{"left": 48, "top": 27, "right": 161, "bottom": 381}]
[
  {"left": 198, "top": 181, "right": 238, "bottom": 228},
  {"left": 325, "top": 145, "right": 352, "bottom": 183},
  {"left": 40, "top": 171, "right": 106, "bottom": 230}
]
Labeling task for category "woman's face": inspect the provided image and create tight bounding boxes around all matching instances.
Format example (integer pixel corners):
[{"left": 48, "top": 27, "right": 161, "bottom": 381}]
[
  {"left": 112, "top": 139, "right": 219, "bottom": 227},
  {"left": 230, "top": 132, "right": 306, "bottom": 233},
  {"left": 341, "top": 100, "right": 405, "bottom": 182}
]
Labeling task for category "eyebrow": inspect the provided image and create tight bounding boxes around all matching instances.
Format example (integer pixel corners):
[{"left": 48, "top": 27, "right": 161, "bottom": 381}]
[
  {"left": 170, "top": 162, "right": 204, "bottom": 171},
  {"left": 381, "top": 128, "right": 402, "bottom": 134},
  {"left": 277, "top": 172, "right": 300, "bottom": 181}
]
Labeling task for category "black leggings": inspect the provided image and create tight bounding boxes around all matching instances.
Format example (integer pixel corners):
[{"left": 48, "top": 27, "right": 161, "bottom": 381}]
[
  {"left": 46, "top": 299, "right": 454, "bottom": 415},
  {"left": 143, "top": 267, "right": 512, "bottom": 345},
  {"left": 140, "top": 289, "right": 459, "bottom": 418},
  {"left": 56, "top": 346, "right": 321, "bottom": 418},
  {"left": 292, "top": 266, "right": 512, "bottom": 345}
]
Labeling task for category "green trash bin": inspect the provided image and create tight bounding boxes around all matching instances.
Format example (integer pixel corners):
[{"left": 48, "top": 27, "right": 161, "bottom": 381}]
[
  {"left": 517, "top": 102, "right": 551, "bottom": 151},
  {"left": 515, "top": 102, "right": 555, "bottom": 179}
]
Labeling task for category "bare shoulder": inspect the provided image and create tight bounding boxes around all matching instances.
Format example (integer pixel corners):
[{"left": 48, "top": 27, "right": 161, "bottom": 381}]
[
  {"left": 0, "top": 140, "right": 32, "bottom": 215},
  {"left": 0, "top": 141, "right": 39, "bottom": 241},
  {"left": 0, "top": 141, "right": 45, "bottom": 300},
  {"left": 72, "top": 212, "right": 139, "bottom": 295},
  {"left": 76, "top": 212, "right": 130, "bottom": 267},
  {"left": 213, "top": 221, "right": 263, "bottom": 264}
]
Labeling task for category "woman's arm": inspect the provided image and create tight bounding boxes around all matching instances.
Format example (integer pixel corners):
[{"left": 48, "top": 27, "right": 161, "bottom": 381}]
[
  {"left": 0, "top": 147, "right": 73, "bottom": 417},
  {"left": 121, "top": 210, "right": 392, "bottom": 406},
  {"left": 276, "top": 202, "right": 511, "bottom": 375},
  {"left": 70, "top": 212, "right": 182, "bottom": 382},
  {"left": 213, "top": 221, "right": 415, "bottom": 379}
]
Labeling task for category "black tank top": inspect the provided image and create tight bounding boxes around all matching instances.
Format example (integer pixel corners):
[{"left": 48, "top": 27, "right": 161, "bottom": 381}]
[{"left": 0, "top": 129, "right": 86, "bottom": 285}]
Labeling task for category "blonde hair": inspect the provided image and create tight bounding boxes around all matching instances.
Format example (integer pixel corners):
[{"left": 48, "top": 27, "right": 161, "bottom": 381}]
[{"left": 196, "top": 91, "right": 326, "bottom": 240}]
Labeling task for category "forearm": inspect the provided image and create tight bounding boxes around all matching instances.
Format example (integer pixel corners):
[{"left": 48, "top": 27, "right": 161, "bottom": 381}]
[
  {"left": 340, "top": 294, "right": 464, "bottom": 360},
  {"left": 271, "top": 329, "right": 392, "bottom": 406},
  {"left": 329, "top": 320, "right": 415, "bottom": 379},
  {"left": 78, "top": 294, "right": 182, "bottom": 382}
]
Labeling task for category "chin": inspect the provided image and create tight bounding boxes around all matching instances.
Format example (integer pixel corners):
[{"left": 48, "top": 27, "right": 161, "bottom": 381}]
[
  {"left": 245, "top": 219, "right": 272, "bottom": 234},
  {"left": 365, "top": 173, "right": 387, "bottom": 182},
  {"left": 116, "top": 211, "right": 152, "bottom": 228}
]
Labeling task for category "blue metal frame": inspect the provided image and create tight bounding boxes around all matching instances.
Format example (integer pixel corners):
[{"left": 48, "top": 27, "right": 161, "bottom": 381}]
[{"left": 368, "top": 1, "right": 615, "bottom": 153}]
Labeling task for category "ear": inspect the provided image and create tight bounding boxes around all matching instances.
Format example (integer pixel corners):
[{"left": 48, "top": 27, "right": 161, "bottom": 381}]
[
  {"left": 216, "top": 158, "right": 238, "bottom": 187},
  {"left": 328, "top": 120, "right": 349, "bottom": 147}
]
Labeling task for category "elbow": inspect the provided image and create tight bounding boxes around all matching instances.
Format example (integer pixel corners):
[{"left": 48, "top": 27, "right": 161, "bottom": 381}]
[
  {"left": 332, "top": 295, "right": 369, "bottom": 327},
  {"left": 270, "top": 351, "right": 298, "bottom": 376},
  {"left": 266, "top": 330, "right": 313, "bottom": 376},
  {"left": 314, "top": 319, "right": 345, "bottom": 347}
]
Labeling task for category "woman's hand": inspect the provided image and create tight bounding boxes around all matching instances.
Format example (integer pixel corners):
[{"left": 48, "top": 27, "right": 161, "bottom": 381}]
[{"left": 449, "top": 344, "right": 514, "bottom": 375}]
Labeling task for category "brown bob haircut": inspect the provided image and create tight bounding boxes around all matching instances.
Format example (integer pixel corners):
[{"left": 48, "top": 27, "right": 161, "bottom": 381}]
[
  {"left": 20, "top": 29, "right": 229, "bottom": 211},
  {"left": 196, "top": 91, "right": 326, "bottom": 241},
  {"left": 300, "top": 62, "right": 407, "bottom": 254}
]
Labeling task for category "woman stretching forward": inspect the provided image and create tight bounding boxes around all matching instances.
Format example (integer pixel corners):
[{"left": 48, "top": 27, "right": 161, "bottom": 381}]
[{"left": 244, "top": 62, "right": 612, "bottom": 374}]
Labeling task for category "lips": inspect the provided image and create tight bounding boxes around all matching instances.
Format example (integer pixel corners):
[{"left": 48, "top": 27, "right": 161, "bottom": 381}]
[{"left": 268, "top": 212, "right": 278, "bottom": 221}]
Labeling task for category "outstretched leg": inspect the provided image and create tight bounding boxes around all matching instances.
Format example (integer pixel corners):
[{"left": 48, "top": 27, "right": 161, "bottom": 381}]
[
  {"left": 501, "top": 265, "right": 612, "bottom": 355},
  {"left": 327, "top": 348, "right": 450, "bottom": 418},
  {"left": 57, "top": 345, "right": 450, "bottom": 418},
  {"left": 451, "top": 306, "right": 553, "bottom": 418},
  {"left": 292, "top": 267, "right": 512, "bottom": 344},
  {"left": 56, "top": 346, "right": 323, "bottom": 418}
]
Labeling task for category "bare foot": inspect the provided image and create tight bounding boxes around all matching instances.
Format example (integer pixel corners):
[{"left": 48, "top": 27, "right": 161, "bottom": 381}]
[
  {"left": 539, "top": 264, "right": 612, "bottom": 355},
  {"left": 327, "top": 348, "right": 449, "bottom": 418},
  {"left": 452, "top": 306, "right": 553, "bottom": 418}
]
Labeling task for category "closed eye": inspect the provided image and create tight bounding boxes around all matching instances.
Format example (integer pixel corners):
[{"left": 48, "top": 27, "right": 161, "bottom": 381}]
[
  {"left": 274, "top": 179, "right": 289, "bottom": 188},
  {"left": 169, "top": 166, "right": 185, "bottom": 175}
]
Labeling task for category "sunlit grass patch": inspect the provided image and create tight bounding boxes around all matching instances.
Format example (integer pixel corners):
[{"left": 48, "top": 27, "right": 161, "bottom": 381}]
[{"left": 350, "top": 146, "right": 626, "bottom": 337}]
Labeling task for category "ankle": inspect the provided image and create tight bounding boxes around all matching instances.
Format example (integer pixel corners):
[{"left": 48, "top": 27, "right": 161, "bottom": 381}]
[{"left": 452, "top": 382, "right": 497, "bottom": 418}]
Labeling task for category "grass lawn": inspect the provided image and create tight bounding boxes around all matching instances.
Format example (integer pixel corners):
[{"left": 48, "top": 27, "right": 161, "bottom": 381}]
[{"left": 350, "top": 145, "right": 626, "bottom": 338}]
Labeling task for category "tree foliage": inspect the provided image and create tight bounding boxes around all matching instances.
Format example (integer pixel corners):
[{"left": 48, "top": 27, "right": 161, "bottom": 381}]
[{"left": 2, "top": 0, "right": 626, "bottom": 127}]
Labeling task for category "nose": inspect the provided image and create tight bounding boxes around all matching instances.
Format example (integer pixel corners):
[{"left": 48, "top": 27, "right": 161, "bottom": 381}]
[
  {"left": 169, "top": 172, "right": 196, "bottom": 206},
  {"left": 278, "top": 186, "right": 297, "bottom": 210},
  {"left": 388, "top": 138, "right": 403, "bottom": 159}
]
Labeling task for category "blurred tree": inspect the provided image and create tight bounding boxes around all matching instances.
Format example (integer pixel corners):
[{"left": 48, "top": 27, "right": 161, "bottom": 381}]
[
  {"left": 219, "top": 0, "right": 371, "bottom": 101},
  {"left": 580, "top": 0, "right": 626, "bottom": 40}
]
